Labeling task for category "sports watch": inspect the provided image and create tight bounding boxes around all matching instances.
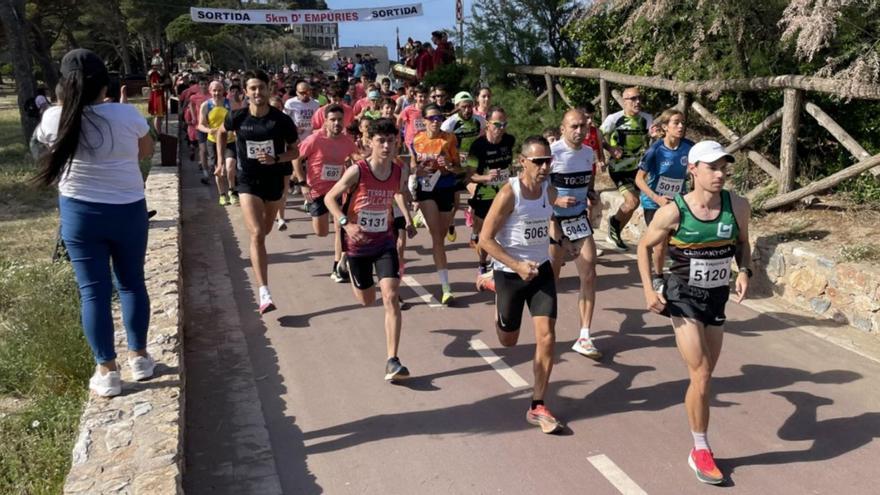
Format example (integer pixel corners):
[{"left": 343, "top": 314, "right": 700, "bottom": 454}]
[{"left": 338, "top": 215, "right": 349, "bottom": 226}]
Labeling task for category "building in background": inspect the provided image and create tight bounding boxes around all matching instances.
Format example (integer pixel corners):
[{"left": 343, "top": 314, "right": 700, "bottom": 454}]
[{"left": 289, "top": 23, "right": 339, "bottom": 50}]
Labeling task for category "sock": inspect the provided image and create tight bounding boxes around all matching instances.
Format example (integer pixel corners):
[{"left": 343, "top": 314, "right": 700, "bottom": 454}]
[
  {"left": 609, "top": 216, "right": 619, "bottom": 232},
  {"left": 438, "top": 269, "right": 449, "bottom": 289},
  {"left": 579, "top": 327, "right": 591, "bottom": 340},
  {"left": 530, "top": 399, "right": 544, "bottom": 410},
  {"left": 259, "top": 285, "right": 270, "bottom": 300},
  {"left": 692, "top": 431, "right": 710, "bottom": 451}
]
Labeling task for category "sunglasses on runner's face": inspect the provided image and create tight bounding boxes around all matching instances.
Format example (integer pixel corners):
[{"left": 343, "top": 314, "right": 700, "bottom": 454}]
[
  {"left": 426, "top": 114, "right": 445, "bottom": 122},
  {"left": 432, "top": 93, "right": 447, "bottom": 99},
  {"left": 523, "top": 155, "right": 552, "bottom": 165},
  {"left": 489, "top": 121, "right": 508, "bottom": 129}
]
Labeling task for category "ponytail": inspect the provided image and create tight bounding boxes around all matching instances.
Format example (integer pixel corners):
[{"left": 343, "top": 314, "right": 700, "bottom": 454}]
[{"left": 33, "top": 70, "right": 104, "bottom": 186}]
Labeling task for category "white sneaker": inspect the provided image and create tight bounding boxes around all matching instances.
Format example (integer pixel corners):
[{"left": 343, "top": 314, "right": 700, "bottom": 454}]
[
  {"left": 275, "top": 218, "right": 288, "bottom": 231},
  {"left": 572, "top": 337, "right": 603, "bottom": 360},
  {"left": 89, "top": 368, "right": 122, "bottom": 397},
  {"left": 129, "top": 354, "right": 156, "bottom": 381}
]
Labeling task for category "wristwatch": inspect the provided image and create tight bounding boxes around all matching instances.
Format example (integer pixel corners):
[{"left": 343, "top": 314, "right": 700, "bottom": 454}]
[
  {"left": 338, "top": 215, "right": 349, "bottom": 226},
  {"left": 740, "top": 267, "right": 753, "bottom": 278}
]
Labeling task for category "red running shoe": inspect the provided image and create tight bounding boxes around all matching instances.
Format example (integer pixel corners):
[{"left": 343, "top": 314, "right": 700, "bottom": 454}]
[
  {"left": 526, "top": 404, "right": 563, "bottom": 434},
  {"left": 688, "top": 448, "right": 723, "bottom": 484}
]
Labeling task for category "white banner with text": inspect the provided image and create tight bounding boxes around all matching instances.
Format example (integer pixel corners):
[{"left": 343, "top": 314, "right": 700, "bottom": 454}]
[{"left": 190, "top": 4, "right": 423, "bottom": 25}]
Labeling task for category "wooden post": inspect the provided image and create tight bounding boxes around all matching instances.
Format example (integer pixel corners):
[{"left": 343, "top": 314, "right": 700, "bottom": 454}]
[
  {"left": 599, "top": 78, "right": 609, "bottom": 121},
  {"left": 554, "top": 83, "right": 574, "bottom": 109},
  {"left": 803, "top": 101, "right": 878, "bottom": 176},
  {"left": 545, "top": 73, "right": 555, "bottom": 111},
  {"left": 762, "top": 152, "right": 880, "bottom": 210},
  {"left": 676, "top": 92, "right": 689, "bottom": 119},
  {"left": 779, "top": 88, "right": 803, "bottom": 194}
]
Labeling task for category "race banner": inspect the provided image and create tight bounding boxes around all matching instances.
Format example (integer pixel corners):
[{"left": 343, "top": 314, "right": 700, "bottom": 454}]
[{"left": 190, "top": 4, "right": 423, "bottom": 25}]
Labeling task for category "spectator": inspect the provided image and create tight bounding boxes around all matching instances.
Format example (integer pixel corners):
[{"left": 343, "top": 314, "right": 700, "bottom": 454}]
[
  {"left": 33, "top": 49, "right": 156, "bottom": 398},
  {"left": 416, "top": 42, "right": 434, "bottom": 80}
]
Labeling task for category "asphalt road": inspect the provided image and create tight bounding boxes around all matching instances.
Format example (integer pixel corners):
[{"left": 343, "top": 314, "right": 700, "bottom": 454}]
[{"left": 180, "top": 163, "right": 880, "bottom": 495}]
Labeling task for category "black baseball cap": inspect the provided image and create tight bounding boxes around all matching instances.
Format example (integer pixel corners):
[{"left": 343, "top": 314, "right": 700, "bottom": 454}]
[{"left": 60, "top": 49, "right": 109, "bottom": 87}]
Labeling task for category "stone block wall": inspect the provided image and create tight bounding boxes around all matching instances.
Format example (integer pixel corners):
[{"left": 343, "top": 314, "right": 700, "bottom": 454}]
[{"left": 64, "top": 163, "right": 184, "bottom": 495}]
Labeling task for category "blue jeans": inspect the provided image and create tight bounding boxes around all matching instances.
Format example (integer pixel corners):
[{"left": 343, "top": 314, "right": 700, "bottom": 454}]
[{"left": 60, "top": 196, "right": 150, "bottom": 363}]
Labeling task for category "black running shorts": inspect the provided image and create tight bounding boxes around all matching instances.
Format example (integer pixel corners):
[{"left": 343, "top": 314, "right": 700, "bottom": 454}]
[
  {"left": 468, "top": 198, "right": 493, "bottom": 220},
  {"left": 237, "top": 174, "right": 285, "bottom": 202},
  {"left": 416, "top": 185, "right": 457, "bottom": 213},
  {"left": 643, "top": 208, "right": 657, "bottom": 226},
  {"left": 663, "top": 274, "right": 730, "bottom": 327},
  {"left": 347, "top": 247, "right": 400, "bottom": 290},
  {"left": 609, "top": 168, "right": 638, "bottom": 195},
  {"left": 494, "top": 261, "right": 557, "bottom": 332},
  {"left": 553, "top": 210, "right": 593, "bottom": 243},
  {"left": 309, "top": 194, "right": 342, "bottom": 218}
]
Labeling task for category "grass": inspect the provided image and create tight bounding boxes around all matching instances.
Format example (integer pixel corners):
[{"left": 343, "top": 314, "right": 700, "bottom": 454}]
[{"left": 0, "top": 108, "right": 92, "bottom": 494}]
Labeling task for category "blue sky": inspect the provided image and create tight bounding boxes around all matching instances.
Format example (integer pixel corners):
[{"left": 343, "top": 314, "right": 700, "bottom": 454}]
[{"left": 328, "top": 0, "right": 474, "bottom": 58}]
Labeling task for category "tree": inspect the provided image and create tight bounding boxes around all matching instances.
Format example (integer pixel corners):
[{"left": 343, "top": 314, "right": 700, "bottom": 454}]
[{"left": 0, "top": 0, "right": 39, "bottom": 144}]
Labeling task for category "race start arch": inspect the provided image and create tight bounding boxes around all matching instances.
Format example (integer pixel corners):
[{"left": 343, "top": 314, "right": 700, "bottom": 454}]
[{"left": 190, "top": 3, "right": 423, "bottom": 25}]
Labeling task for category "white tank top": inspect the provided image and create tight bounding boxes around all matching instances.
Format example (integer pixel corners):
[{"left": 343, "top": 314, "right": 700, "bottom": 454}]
[{"left": 493, "top": 177, "right": 552, "bottom": 273}]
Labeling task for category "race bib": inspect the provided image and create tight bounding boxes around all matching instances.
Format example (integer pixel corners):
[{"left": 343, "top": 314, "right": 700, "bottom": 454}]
[
  {"left": 419, "top": 171, "right": 441, "bottom": 192},
  {"left": 358, "top": 209, "right": 388, "bottom": 233},
  {"left": 560, "top": 214, "right": 592, "bottom": 241},
  {"left": 414, "top": 118, "right": 427, "bottom": 132},
  {"left": 519, "top": 218, "right": 549, "bottom": 246},
  {"left": 321, "top": 164, "right": 344, "bottom": 181},
  {"left": 656, "top": 176, "right": 684, "bottom": 198},
  {"left": 488, "top": 168, "right": 510, "bottom": 187},
  {"left": 245, "top": 140, "right": 275, "bottom": 159},
  {"left": 689, "top": 257, "right": 732, "bottom": 289}
]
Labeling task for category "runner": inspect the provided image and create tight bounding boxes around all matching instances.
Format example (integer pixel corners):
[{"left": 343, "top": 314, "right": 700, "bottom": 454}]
[
  {"left": 441, "top": 91, "right": 486, "bottom": 243},
  {"left": 549, "top": 109, "right": 602, "bottom": 360},
  {"left": 635, "top": 109, "right": 693, "bottom": 289},
  {"left": 397, "top": 84, "right": 428, "bottom": 148},
  {"left": 465, "top": 106, "right": 515, "bottom": 291},
  {"left": 293, "top": 104, "right": 359, "bottom": 282},
  {"left": 197, "top": 81, "right": 237, "bottom": 206},
  {"left": 580, "top": 102, "right": 606, "bottom": 172},
  {"left": 474, "top": 86, "right": 492, "bottom": 118},
  {"left": 637, "top": 140, "right": 752, "bottom": 485},
  {"left": 431, "top": 84, "right": 454, "bottom": 115},
  {"left": 411, "top": 103, "right": 462, "bottom": 305},
  {"left": 601, "top": 86, "right": 654, "bottom": 250},
  {"left": 216, "top": 70, "right": 299, "bottom": 315},
  {"left": 283, "top": 81, "right": 320, "bottom": 140},
  {"left": 479, "top": 135, "right": 563, "bottom": 434},
  {"left": 311, "top": 83, "right": 355, "bottom": 130},
  {"left": 189, "top": 77, "right": 211, "bottom": 184},
  {"left": 324, "top": 118, "right": 418, "bottom": 381},
  {"left": 542, "top": 127, "right": 560, "bottom": 144}
]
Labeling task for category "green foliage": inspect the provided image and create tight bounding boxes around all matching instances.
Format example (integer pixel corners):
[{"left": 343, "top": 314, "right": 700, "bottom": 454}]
[
  {"left": 421, "top": 63, "right": 474, "bottom": 94},
  {"left": 0, "top": 64, "right": 12, "bottom": 77},
  {"left": 491, "top": 86, "right": 567, "bottom": 149},
  {"left": 839, "top": 243, "right": 880, "bottom": 263}
]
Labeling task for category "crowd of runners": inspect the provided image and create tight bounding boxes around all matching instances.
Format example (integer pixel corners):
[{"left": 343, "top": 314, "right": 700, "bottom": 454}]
[{"left": 37, "top": 48, "right": 754, "bottom": 487}]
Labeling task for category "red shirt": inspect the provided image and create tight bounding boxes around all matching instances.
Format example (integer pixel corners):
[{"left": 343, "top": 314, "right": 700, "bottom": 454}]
[
  {"left": 299, "top": 131, "right": 358, "bottom": 200},
  {"left": 582, "top": 126, "right": 604, "bottom": 161},
  {"left": 345, "top": 159, "right": 403, "bottom": 257},
  {"left": 399, "top": 105, "right": 426, "bottom": 147},
  {"left": 311, "top": 102, "right": 355, "bottom": 131},
  {"left": 416, "top": 52, "right": 434, "bottom": 80}
]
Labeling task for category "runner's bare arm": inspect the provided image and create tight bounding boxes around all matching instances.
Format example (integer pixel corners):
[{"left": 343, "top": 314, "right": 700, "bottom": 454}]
[
  {"left": 196, "top": 101, "right": 212, "bottom": 135},
  {"left": 395, "top": 167, "right": 417, "bottom": 238},
  {"left": 216, "top": 127, "right": 227, "bottom": 170},
  {"left": 479, "top": 185, "right": 536, "bottom": 281},
  {"left": 635, "top": 169, "right": 667, "bottom": 206},
  {"left": 637, "top": 203, "right": 679, "bottom": 312},
  {"left": 731, "top": 193, "right": 752, "bottom": 303},
  {"left": 326, "top": 165, "right": 364, "bottom": 244}
]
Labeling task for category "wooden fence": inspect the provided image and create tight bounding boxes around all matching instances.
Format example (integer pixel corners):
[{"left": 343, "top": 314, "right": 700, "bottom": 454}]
[{"left": 513, "top": 66, "right": 880, "bottom": 210}]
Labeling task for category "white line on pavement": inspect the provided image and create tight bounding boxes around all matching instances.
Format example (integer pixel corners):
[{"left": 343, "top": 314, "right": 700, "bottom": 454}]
[
  {"left": 401, "top": 275, "right": 444, "bottom": 308},
  {"left": 587, "top": 454, "right": 648, "bottom": 495},
  {"left": 469, "top": 339, "right": 530, "bottom": 389}
]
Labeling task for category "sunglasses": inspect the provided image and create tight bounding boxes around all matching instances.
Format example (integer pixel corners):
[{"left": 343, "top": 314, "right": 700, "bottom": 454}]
[
  {"left": 523, "top": 155, "right": 553, "bottom": 165},
  {"left": 432, "top": 94, "right": 447, "bottom": 99},
  {"left": 489, "top": 121, "right": 508, "bottom": 129},
  {"left": 426, "top": 114, "right": 445, "bottom": 122}
]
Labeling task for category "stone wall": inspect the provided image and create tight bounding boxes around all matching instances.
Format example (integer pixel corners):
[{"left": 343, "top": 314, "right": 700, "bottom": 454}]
[
  {"left": 596, "top": 190, "right": 880, "bottom": 334},
  {"left": 64, "top": 163, "right": 184, "bottom": 494}
]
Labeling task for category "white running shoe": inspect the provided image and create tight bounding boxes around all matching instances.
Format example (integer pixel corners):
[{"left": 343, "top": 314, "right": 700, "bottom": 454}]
[
  {"left": 572, "top": 337, "right": 603, "bottom": 360},
  {"left": 89, "top": 368, "right": 122, "bottom": 397},
  {"left": 276, "top": 218, "right": 288, "bottom": 231},
  {"left": 129, "top": 354, "right": 156, "bottom": 381}
]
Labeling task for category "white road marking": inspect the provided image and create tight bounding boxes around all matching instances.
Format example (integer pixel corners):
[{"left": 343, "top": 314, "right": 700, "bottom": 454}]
[
  {"left": 401, "top": 275, "right": 443, "bottom": 308},
  {"left": 469, "top": 339, "right": 529, "bottom": 388},
  {"left": 587, "top": 454, "right": 648, "bottom": 495}
]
